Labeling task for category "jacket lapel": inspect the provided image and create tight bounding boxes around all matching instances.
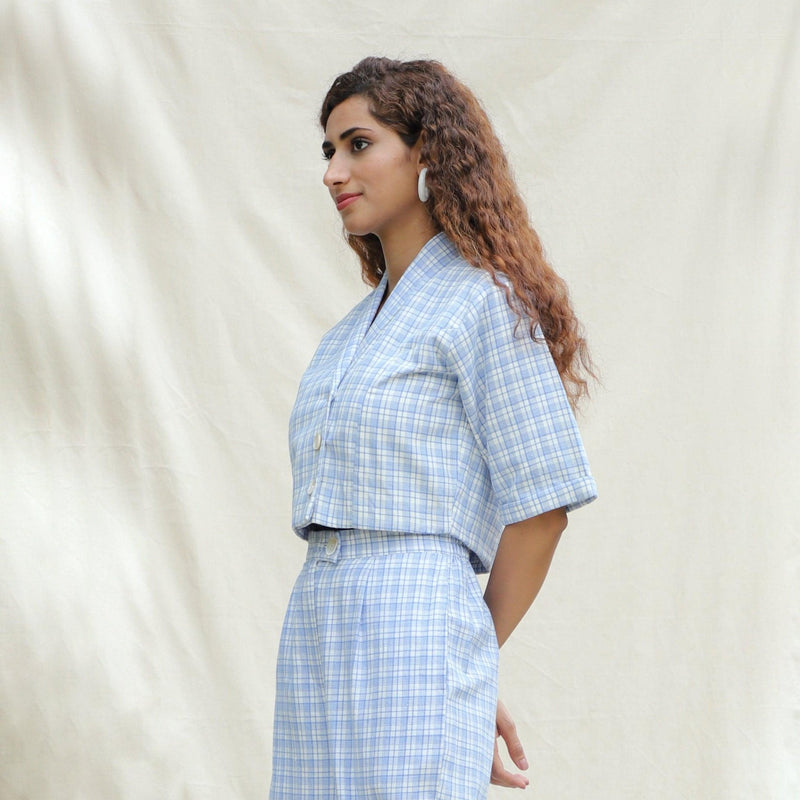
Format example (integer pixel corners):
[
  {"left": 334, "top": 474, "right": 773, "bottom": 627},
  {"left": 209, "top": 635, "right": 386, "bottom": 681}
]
[{"left": 331, "top": 274, "right": 388, "bottom": 391}]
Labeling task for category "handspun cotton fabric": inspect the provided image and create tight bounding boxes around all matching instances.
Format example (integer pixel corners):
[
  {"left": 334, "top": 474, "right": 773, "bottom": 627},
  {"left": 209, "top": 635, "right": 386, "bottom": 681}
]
[
  {"left": 269, "top": 528, "right": 499, "bottom": 799},
  {"left": 288, "top": 233, "right": 597, "bottom": 573},
  {"left": 271, "top": 232, "right": 597, "bottom": 797}
]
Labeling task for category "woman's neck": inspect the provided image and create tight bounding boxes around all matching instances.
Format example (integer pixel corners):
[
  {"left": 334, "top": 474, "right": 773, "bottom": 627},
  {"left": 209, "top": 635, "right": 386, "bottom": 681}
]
[{"left": 378, "top": 217, "right": 440, "bottom": 296}]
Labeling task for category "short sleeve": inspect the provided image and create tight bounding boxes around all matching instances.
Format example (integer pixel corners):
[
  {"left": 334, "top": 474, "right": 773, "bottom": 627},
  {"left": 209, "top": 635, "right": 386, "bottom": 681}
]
[{"left": 446, "top": 283, "right": 597, "bottom": 524}]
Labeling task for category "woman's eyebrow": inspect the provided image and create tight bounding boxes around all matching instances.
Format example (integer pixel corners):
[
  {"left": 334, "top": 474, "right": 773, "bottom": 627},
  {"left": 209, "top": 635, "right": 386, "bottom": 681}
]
[{"left": 322, "top": 126, "right": 374, "bottom": 150}]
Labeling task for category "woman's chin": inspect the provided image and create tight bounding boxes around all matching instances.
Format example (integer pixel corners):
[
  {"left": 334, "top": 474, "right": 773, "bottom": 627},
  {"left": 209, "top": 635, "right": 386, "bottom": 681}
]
[{"left": 343, "top": 224, "right": 374, "bottom": 238}]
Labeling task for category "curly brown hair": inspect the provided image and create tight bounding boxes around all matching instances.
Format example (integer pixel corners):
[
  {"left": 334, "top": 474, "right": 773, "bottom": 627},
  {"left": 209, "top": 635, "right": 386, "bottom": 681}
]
[{"left": 320, "top": 57, "right": 595, "bottom": 407}]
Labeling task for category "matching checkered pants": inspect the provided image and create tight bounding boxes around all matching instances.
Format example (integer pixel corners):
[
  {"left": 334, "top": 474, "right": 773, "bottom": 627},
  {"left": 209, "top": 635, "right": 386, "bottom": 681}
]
[{"left": 269, "top": 528, "right": 499, "bottom": 799}]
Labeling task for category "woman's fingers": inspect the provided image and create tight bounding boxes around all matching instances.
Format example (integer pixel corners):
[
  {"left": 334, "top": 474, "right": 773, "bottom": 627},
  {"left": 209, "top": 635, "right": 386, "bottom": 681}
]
[
  {"left": 496, "top": 699, "right": 529, "bottom": 770},
  {"left": 490, "top": 700, "right": 530, "bottom": 788}
]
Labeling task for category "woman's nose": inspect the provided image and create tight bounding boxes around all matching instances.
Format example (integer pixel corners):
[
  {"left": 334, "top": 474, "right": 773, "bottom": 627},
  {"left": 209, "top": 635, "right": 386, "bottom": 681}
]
[{"left": 323, "top": 154, "right": 347, "bottom": 188}]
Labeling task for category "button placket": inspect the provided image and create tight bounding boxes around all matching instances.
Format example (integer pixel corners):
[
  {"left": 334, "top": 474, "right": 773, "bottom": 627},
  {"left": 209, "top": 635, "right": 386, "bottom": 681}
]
[{"left": 303, "top": 385, "right": 339, "bottom": 525}]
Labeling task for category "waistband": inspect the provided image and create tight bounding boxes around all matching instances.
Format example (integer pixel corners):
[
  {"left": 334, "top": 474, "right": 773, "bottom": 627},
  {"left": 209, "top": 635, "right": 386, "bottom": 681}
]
[{"left": 305, "top": 528, "right": 471, "bottom": 564}]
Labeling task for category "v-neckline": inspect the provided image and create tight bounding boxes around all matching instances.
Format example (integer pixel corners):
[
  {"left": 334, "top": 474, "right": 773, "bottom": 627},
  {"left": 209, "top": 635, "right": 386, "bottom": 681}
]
[
  {"left": 330, "top": 232, "right": 450, "bottom": 392},
  {"left": 361, "top": 231, "right": 447, "bottom": 343},
  {"left": 367, "top": 279, "right": 389, "bottom": 331}
]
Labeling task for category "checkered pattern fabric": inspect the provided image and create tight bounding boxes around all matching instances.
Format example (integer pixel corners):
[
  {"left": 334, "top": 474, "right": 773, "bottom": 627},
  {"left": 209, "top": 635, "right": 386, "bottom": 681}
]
[
  {"left": 269, "top": 529, "right": 498, "bottom": 799},
  {"left": 289, "top": 232, "right": 596, "bottom": 573}
]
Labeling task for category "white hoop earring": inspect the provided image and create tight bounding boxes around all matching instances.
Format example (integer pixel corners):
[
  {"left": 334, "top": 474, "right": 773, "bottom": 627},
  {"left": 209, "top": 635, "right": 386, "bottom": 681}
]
[{"left": 417, "top": 167, "right": 430, "bottom": 203}]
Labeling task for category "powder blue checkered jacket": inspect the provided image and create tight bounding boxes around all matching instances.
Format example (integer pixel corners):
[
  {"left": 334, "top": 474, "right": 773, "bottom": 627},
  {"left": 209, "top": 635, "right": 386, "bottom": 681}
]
[{"left": 289, "top": 233, "right": 596, "bottom": 573}]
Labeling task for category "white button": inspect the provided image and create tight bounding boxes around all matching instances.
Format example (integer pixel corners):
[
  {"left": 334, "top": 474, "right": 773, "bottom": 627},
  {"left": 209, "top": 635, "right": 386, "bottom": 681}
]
[
  {"left": 306, "top": 479, "right": 316, "bottom": 495},
  {"left": 313, "top": 432, "right": 322, "bottom": 450},
  {"left": 325, "top": 534, "right": 338, "bottom": 555}
]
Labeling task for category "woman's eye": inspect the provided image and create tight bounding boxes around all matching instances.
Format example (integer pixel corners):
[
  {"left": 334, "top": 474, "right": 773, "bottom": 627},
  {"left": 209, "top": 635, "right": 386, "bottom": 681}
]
[
  {"left": 322, "top": 150, "right": 333, "bottom": 161},
  {"left": 352, "top": 138, "right": 369, "bottom": 152}
]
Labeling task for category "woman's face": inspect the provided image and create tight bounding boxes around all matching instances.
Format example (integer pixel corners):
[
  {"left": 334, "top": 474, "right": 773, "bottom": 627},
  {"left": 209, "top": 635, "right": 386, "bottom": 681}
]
[{"left": 322, "top": 95, "right": 424, "bottom": 240}]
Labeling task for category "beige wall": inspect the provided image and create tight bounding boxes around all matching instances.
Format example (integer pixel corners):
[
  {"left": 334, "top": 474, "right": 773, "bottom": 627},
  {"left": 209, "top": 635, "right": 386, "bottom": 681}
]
[{"left": 2, "top": 1, "right": 798, "bottom": 797}]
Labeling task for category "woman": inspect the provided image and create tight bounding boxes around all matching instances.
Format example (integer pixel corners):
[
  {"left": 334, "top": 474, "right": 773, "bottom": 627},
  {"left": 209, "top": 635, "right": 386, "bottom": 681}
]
[{"left": 270, "top": 57, "right": 597, "bottom": 799}]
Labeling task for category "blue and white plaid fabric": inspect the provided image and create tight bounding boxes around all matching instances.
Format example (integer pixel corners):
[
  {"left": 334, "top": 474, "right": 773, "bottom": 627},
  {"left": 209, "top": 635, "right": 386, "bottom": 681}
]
[
  {"left": 289, "top": 232, "right": 596, "bottom": 573},
  {"left": 269, "top": 528, "right": 498, "bottom": 800}
]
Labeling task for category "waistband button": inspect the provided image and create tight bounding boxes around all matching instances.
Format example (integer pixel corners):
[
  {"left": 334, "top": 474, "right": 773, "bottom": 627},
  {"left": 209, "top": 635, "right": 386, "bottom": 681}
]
[{"left": 325, "top": 534, "right": 338, "bottom": 555}]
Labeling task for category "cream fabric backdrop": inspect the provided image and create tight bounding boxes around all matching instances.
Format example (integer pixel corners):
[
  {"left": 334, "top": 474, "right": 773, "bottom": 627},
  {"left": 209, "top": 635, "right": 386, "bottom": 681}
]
[{"left": 2, "top": 1, "right": 798, "bottom": 798}]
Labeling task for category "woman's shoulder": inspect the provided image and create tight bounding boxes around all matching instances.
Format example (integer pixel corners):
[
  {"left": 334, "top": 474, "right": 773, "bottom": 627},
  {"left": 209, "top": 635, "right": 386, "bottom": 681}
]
[
  {"left": 430, "top": 256, "right": 518, "bottom": 331},
  {"left": 425, "top": 237, "right": 506, "bottom": 299}
]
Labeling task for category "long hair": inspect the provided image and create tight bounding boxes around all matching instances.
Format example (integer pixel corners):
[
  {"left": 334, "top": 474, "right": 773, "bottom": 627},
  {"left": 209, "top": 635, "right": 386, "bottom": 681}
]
[{"left": 320, "top": 57, "right": 595, "bottom": 407}]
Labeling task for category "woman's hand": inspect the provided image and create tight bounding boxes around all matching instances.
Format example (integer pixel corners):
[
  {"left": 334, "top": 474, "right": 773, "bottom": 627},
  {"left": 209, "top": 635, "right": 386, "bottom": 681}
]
[{"left": 490, "top": 699, "right": 530, "bottom": 789}]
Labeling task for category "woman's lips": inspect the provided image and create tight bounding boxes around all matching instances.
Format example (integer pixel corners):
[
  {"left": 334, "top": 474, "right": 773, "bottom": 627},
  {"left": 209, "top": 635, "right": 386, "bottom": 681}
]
[{"left": 335, "top": 193, "right": 361, "bottom": 211}]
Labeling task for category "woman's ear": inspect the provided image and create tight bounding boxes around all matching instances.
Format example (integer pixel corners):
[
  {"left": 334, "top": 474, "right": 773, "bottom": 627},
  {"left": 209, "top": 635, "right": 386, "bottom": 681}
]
[{"left": 411, "top": 131, "right": 426, "bottom": 169}]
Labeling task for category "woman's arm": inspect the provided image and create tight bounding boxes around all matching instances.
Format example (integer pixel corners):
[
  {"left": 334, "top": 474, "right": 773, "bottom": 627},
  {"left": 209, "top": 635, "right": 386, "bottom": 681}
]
[
  {"left": 484, "top": 507, "right": 567, "bottom": 648},
  {"left": 485, "top": 507, "right": 567, "bottom": 788}
]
